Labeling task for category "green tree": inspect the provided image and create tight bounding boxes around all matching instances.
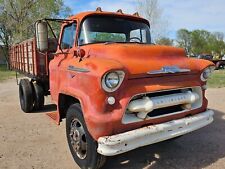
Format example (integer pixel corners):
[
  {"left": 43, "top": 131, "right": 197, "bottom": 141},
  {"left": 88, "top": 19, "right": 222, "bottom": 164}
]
[
  {"left": 190, "top": 30, "right": 224, "bottom": 55},
  {"left": 0, "top": 13, "right": 13, "bottom": 66},
  {"left": 210, "top": 32, "right": 225, "bottom": 56},
  {"left": 176, "top": 29, "right": 225, "bottom": 57},
  {"left": 190, "top": 30, "right": 210, "bottom": 54},
  {"left": 0, "top": 0, "right": 71, "bottom": 67},
  {"left": 176, "top": 29, "right": 191, "bottom": 54},
  {"left": 156, "top": 37, "right": 173, "bottom": 46}
]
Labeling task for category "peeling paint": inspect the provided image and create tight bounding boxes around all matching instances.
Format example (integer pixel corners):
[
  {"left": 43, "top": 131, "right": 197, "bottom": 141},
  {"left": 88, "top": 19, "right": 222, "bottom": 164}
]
[{"left": 97, "top": 110, "right": 214, "bottom": 156}]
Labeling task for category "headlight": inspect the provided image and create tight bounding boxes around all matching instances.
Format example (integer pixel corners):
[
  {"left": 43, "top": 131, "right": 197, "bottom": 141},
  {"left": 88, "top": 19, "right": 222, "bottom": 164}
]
[
  {"left": 105, "top": 72, "right": 120, "bottom": 88},
  {"left": 102, "top": 71, "right": 125, "bottom": 92},
  {"left": 200, "top": 66, "right": 215, "bottom": 82}
]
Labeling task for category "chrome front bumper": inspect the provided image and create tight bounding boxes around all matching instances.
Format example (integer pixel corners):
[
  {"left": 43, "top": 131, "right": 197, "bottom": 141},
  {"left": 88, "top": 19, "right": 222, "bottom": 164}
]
[{"left": 97, "top": 110, "right": 214, "bottom": 156}]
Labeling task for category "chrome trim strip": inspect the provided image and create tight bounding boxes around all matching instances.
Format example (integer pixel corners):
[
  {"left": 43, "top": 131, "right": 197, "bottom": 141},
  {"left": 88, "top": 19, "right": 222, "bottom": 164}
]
[
  {"left": 148, "top": 66, "right": 190, "bottom": 75},
  {"left": 68, "top": 65, "right": 90, "bottom": 73}
]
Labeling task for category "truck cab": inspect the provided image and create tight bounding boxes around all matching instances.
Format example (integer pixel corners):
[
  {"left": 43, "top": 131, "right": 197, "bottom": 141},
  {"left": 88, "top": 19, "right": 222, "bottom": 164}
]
[{"left": 12, "top": 9, "right": 215, "bottom": 169}]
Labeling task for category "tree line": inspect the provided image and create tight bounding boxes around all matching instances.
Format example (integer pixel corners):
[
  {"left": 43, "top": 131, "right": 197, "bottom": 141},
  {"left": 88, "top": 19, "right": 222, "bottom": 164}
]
[
  {"left": 1, "top": 0, "right": 225, "bottom": 66},
  {"left": 176, "top": 29, "right": 225, "bottom": 57},
  {"left": 0, "top": 0, "right": 71, "bottom": 67},
  {"left": 157, "top": 29, "right": 225, "bottom": 57},
  {"left": 138, "top": 0, "right": 225, "bottom": 58}
]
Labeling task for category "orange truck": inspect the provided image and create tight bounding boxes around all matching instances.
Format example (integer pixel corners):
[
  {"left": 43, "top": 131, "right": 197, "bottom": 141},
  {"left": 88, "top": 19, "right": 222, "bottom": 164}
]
[{"left": 9, "top": 8, "right": 215, "bottom": 169}]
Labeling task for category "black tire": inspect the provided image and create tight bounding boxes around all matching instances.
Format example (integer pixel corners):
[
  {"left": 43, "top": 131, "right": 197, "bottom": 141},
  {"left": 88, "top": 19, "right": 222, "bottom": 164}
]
[
  {"left": 220, "top": 64, "right": 225, "bottom": 69},
  {"left": 66, "top": 104, "right": 106, "bottom": 169},
  {"left": 19, "top": 79, "right": 34, "bottom": 113},
  {"left": 33, "top": 83, "right": 45, "bottom": 110}
]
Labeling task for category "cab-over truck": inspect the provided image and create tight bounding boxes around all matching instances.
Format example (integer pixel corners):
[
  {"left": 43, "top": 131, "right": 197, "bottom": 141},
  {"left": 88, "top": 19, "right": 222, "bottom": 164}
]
[{"left": 9, "top": 8, "right": 215, "bottom": 169}]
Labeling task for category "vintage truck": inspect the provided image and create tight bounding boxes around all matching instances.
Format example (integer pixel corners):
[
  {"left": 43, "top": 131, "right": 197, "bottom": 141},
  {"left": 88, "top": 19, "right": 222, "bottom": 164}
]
[
  {"left": 197, "top": 54, "right": 225, "bottom": 69},
  {"left": 9, "top": 8, "right": 215, "bottom": 169}
]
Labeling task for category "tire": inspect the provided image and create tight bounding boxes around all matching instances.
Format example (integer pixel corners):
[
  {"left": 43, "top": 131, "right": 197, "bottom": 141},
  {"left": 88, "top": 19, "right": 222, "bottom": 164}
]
[
  {"left": 220, "top": 64, "right": 225, "bottom": 69},
  {"left": 33, "top": 83, "right": 45, "bottom": 110},
  {"left": 66, "top": 104, "right": 106, "bottom": 169},
  {"left": 19, "top": 79, "right": 34, "bottom": 113}
]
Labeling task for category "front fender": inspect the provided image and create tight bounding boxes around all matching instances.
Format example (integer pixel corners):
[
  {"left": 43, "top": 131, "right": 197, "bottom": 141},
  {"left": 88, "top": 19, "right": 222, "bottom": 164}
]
[{"left": 57, "top": 58, "right": 127, "bottom": 140}]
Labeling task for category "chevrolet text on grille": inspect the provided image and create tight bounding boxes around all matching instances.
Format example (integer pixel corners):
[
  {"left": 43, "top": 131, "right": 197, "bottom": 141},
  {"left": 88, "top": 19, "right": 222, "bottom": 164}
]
[{"left": 128, "top": 90, "right": 199, "bottom": 119}]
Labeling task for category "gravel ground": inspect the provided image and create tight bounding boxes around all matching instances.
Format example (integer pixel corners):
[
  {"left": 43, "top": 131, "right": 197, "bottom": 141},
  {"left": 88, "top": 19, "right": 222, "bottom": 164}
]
[{"left": 0, "top": 79, "right": 225, "bottom": 169}]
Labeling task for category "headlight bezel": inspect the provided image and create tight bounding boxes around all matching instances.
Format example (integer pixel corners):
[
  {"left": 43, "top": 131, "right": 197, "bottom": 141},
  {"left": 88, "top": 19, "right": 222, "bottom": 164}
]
[
  {"left": 102, "top": 70, "right": 125, "bottom": 92},
  {"left": 200, "top": 65, "right": 215, "bottom": 82}
]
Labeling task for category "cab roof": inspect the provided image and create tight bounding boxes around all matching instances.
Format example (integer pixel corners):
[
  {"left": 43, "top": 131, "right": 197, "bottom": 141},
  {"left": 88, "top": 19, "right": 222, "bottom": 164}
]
[{"left": 68, "top": 10, "right": 150, "bottom": 26}]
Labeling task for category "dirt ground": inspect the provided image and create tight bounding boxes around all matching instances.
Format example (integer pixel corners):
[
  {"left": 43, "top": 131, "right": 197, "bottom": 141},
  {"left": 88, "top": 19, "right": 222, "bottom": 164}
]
[{"left": 0, "top": 79, "right": 225, "bottom": 169}]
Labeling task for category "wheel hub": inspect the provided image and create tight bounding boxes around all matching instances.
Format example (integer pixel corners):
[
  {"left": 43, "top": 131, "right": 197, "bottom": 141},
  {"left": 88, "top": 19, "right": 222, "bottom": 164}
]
[
  {"left": 72, "top": 129, "right": 80, "bottom": 141},
  {"left": 70, "top": 118, "right": 87, "bottom": 159}
]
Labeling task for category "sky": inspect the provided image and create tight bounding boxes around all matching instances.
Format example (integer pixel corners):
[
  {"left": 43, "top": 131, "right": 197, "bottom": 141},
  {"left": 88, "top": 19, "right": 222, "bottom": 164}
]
[{"left": 64, "top": 0, "right": 225, "bottom": 39}]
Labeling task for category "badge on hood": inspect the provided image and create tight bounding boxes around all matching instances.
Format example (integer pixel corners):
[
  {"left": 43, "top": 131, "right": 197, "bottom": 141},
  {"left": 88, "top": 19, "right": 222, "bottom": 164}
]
[{"left": 147, "top": 66, "right": 190, "bottom": 74}]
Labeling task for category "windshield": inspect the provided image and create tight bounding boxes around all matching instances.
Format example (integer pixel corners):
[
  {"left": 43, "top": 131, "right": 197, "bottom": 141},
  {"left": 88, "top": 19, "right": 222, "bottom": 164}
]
[{"left": 78, "top": 16, "right": 151, "bottom": 45}]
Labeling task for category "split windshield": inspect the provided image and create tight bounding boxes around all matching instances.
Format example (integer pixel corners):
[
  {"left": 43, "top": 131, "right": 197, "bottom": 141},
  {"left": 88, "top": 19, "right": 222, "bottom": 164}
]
[{"left": 78, "top": 16, "right": 151, "bottom": 45}]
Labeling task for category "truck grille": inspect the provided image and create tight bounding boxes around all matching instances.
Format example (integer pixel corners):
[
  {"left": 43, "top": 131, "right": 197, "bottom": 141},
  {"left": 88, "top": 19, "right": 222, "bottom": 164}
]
[
  {"left": 122, "top": 87, "right": 202, "bottom": 124},
  {"left": 148, "top": 105, "right": 183, "bottom": 118}
]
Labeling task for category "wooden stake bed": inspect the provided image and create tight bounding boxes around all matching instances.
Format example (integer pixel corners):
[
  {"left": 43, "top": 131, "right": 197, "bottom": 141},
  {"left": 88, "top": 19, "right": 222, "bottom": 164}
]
[{"left": 9, "top": 38, "right": 56, "bottom": 81}]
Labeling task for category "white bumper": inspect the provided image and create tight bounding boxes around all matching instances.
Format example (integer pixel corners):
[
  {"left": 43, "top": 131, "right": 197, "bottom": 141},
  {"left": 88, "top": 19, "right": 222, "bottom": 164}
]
[{"left": 97, "top": 110, "right": 214, "bottom": 156}]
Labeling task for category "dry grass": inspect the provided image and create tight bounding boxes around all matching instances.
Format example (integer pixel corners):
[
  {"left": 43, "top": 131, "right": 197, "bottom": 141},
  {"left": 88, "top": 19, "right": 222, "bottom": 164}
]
[
  {"left": 0, "top": 65, "right": 16, "bottom": 82},
  {"left": 208, "top": 70, "right": 225, "bottom": 88}
]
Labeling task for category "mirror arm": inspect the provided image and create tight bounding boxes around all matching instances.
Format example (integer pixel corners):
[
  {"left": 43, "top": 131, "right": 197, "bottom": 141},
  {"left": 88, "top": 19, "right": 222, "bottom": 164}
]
[{"left": 45, "top": 20, "right": 65, "bottom": 54}]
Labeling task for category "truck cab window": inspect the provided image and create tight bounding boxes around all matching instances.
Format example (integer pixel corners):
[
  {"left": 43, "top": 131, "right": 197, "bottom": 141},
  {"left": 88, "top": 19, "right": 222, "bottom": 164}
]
[
  {"left": 79, "top": 16, "right": 151, "bottom": 45},
  {"left": 130, "top": 29, "right": 148, "bottom": 43},
  {"left": 61, "top": 23, "right": 76, "bottom": 49}
]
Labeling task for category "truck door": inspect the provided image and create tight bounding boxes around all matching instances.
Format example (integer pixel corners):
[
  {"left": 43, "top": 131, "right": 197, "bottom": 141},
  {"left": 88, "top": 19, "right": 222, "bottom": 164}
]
[{"left": 49, "top": 22, "right": 77, "bottom": 102}]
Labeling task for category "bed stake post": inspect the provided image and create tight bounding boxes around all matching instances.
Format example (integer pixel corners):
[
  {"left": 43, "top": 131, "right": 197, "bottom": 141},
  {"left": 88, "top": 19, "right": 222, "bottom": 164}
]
[{"left": 16, "top": 71, "right": 19, "bottom": 85}]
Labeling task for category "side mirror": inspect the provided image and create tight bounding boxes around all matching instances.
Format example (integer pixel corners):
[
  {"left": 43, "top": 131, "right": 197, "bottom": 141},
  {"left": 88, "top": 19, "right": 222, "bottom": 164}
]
[{"left": 35, "top": 21, "right": 48, "bottom": 52}]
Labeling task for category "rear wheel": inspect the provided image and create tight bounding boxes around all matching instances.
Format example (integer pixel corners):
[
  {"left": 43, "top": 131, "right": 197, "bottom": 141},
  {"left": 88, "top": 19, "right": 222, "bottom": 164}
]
[
  {"left": 66, "top": 104, "right": 106, "bottom": 169},
  {"left": 19, "top": 79, "right": 34, "bottom": 113},
  {"left": 33, "top": 83, "right": 45, "bottom": 110}
]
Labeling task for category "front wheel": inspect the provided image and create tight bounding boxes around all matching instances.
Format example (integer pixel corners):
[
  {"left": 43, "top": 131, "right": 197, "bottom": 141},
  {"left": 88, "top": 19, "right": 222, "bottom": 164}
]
[{"left": 66, "top": 104, "right": 106, "bottom": 169}]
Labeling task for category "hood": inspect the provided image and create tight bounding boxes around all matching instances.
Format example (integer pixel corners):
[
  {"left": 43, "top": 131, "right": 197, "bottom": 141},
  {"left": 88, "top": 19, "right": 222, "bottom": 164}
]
[{"left": 82, "top": 44, "right": 213, "bottom": 77}]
